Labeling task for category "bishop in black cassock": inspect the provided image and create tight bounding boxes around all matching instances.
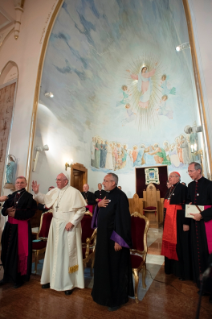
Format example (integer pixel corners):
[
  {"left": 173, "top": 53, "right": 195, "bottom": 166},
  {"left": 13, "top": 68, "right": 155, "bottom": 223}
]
[
  {"left": 0, "top": 177, "right": 37, "bottom": 288},
  {"left": 91, "top": 173, "right": 134, "bottom": 311},
  {"left": 94, "top": 183, "right": 106, "bottom": 200},
  {"left": 81, "top": 184, "right": 96, "bottom": 205},
  {"left": 187, "top": 162, "right": 212, "bottom": 295},
  {"left": 161, "top": 172, "right": 192, "bottom": 280}
]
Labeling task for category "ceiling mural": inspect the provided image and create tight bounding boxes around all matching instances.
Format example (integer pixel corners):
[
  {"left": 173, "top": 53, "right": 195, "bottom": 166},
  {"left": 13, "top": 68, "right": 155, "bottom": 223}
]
[{"left": 39, "top": 0, "right": 202, "bottom": 178}]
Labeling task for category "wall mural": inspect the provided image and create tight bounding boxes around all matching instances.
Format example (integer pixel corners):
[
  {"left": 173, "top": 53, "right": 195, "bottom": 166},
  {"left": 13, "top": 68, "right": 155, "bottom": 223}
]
[
  {"left": 39, "top": 0, "right": 202, "bottom": 183},
  {"left": 90, "top": 124, "right": 200, "bottom": 173}
]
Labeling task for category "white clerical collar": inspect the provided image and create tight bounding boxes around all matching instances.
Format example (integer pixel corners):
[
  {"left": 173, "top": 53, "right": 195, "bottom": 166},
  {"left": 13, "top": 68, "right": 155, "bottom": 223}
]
[{"left": 58, "top": 184, "right": 69, "bottom": 193}]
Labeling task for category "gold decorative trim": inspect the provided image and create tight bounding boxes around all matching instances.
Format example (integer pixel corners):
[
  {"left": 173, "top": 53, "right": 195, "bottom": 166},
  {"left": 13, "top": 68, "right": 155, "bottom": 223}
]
[
  {"left": 182, "top": 0, "right": 212, "bottom": 178},
  {"left": 69, "top": 264, "right": 79, "bottom": 273},
  {"left": 25, "top": 0, "right": 64, "bottom": 189}
]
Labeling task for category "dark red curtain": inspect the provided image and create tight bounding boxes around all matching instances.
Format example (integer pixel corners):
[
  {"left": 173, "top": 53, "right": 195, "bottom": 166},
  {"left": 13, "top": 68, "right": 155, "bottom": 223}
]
[{"left": 136, "top": 166, "right": 168, "bottom": 198}]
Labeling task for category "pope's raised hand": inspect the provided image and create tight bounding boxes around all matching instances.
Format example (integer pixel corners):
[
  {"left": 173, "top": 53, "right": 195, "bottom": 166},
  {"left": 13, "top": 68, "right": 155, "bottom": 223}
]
[
  {"left": 0, "top": 196, "right": 8, "bottom": 202},
  {"left": 32, "top": 181, "right": 40, "bottom": 194},
  {"left": 98, "top": 197, "right": 110, "bottom": 208}
]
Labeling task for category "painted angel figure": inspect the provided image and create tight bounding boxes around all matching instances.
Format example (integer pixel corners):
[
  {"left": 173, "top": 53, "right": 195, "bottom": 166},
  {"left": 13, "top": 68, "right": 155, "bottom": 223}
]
[
  {"left": 127, "top": 63, "right": 157, "bottom": 108},
  {"left": 160, "top": 74, "right": 176, "bottom": 96},
  {"left": 157, "top": 95, "right": 173, "bottom": 119},
  {"left": 116, "top": 85, "right": 131, "bottom": 107},
  {"left": 122, "top": 104, "right": 137, "bottom": 126}
]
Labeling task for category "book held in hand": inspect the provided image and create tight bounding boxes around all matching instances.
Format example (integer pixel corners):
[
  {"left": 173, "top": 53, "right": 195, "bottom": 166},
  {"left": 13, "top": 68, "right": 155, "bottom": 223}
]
[{"left": 185, "top": 204, "right": 204, "bottom": 219}]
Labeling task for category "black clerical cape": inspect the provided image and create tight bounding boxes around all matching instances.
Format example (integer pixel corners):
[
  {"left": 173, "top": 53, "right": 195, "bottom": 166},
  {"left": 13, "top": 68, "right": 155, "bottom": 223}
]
[
  {"left": 91, "top": 187, "right": 134, "bottom": 307},
  {"left": 187, "top": 177, "right": 212, "bottom": 287},
  {"left": 162, "top": 183, "right": 192, "bottom": 280},
  {"left": 94, "top": 189, "right": 106, "bottom": 199},
  {"left": 81, "top": 191, "right": 96, "bottom": 205},
  {"left": 1, "top": 189, "right": 37, "bottom": 284}
]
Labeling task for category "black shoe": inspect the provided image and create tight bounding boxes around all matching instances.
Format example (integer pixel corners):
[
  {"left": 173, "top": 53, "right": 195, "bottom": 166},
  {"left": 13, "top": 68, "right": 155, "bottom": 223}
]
[
  {"left": 108, "top": 305, "right": 121, "bottom": 312},
  {"left": 64, "top": 290, "right": 73, "bottom": 295},
  {"left": 14, "top": 282, "right": 23, "bottom": 289},
  {"left": 0, "top": 279, "right": 8, "bottom": 286},
  {"left": 42, "top": 283, "right": 50, "bottom": 289}
]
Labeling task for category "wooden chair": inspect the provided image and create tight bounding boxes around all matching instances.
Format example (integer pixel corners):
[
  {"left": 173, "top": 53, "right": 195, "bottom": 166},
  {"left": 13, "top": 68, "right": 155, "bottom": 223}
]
[
  {"left": 32, "top": 211, "right": 53, "bottom": 274},
  {"left": 130, "top": 212, "right": 149, "bottom": 303},
  {"left": 81, "top": 212, "right": 97, "bottom": 275},
  {"left": 143, "top": 183, "right": 161, "bottom": 228}
]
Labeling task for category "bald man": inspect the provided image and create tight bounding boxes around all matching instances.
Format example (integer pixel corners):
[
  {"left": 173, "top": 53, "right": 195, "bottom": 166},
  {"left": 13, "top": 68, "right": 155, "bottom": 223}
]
[
  {"left": 0, "top": 176, "right": 37, "bottom": 288},
  {"left": 161, "top": 172, "right": 192, "bottom": 281},
  {"left": 81, "top": 184, "right": 96, "bottom": 211},
  {"left": 32, "top": 173, "right": 86, "bottom": 295}
]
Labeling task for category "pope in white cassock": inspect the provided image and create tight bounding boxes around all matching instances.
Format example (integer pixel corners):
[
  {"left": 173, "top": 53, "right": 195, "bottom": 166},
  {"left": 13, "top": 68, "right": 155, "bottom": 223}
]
[{"left": 32, "top": 173, "right": 86, "bottom": 295}]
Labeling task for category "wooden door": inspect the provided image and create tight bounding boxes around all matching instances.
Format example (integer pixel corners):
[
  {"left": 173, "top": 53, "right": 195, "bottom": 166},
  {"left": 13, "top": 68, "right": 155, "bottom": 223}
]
[{"left": 73, "top": 169, "right": 84, "bottom": 191}]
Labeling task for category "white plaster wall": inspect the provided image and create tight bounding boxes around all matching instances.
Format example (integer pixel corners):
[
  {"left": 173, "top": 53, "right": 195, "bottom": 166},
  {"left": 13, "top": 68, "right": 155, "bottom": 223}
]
[
  {"left": 31, "top": 103, "right": 91, "bottom": 194},
  {"left": 188, "top": 0, "right": 212, "bottom": 158},
  {"left": 0, "top": 0, "right": 61, "bottom": 183}
]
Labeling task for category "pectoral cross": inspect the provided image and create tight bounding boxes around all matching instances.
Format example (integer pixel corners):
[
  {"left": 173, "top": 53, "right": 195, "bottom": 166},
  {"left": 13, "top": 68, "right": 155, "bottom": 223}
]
[{"left": 56, "top": 204, "right": 59, "bottom": 212}]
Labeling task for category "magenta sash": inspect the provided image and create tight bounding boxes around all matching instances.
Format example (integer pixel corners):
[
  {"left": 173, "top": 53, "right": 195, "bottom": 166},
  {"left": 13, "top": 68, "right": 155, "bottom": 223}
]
[
  {"left": 86, "top": 205, "right": 94, "bottom": 214},
  {"left": 8, "top": 217, "right": 28, "bottom": 276},
  {"left": 204, "top": 205, "right": 212, "bottom": 254}
]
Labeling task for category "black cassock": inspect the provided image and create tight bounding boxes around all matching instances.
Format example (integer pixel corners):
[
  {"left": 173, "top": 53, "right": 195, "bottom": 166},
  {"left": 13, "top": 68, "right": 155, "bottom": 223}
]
[
  {"left": 187, "top": 177, "right": 212, "bottom": 287},
  {"left": 81, "top": 191, "right": 96, "bottom": 205},
  {"left": 1, "top": 189, "right": 37, "bottom": 285},
  {"left": 91, "top": 187, "right": 134, "bottom": 307},
  {"left": 163, "top": 183, "right": 192, "bottom": 280},
  {"left": 94, "top": 189, "right": 106, "bottom": 199}
]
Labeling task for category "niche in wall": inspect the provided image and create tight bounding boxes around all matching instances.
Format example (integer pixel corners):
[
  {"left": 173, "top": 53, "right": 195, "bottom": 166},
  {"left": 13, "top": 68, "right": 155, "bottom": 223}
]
[{"left": 0, "top": 61, "right": 18, "bottom": 192}]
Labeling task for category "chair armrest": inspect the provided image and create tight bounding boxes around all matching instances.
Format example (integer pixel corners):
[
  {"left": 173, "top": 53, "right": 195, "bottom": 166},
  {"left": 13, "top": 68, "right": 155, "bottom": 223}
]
[{"left": 85, "top": 229, "right": 97, "bottom": 259}]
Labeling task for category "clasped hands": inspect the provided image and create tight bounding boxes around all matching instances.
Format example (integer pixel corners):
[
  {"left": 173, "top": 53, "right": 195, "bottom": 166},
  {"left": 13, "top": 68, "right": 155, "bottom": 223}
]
[{"left": 6, "top": 206, "right": 16, "bottom": 218}]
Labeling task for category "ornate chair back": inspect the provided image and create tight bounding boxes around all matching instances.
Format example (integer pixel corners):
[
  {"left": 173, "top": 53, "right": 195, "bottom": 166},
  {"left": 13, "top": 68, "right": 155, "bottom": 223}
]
[
  {"left": 130, "top": 212, "right": 149, "bottom": 303},
  {"left": 81, "top": 212, "right": 93, "bottom": 244},
  {"left": 38, "top": 211, "right": 53, "bottom": 238},
  {"left": 146, "top": 183, "right": 157, "bottom": 208},
  {"left": 131, "top": 212, "right": 149, "bottom": 255}
]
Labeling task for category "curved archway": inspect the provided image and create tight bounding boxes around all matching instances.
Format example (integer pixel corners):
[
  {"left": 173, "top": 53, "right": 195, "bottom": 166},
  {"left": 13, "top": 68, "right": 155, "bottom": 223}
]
[
  {"left": 30, "top": 1, "right": 210, "bottom": 194},
  {"left": 0, "top": 60, "right": 18, "bottom": 86}
]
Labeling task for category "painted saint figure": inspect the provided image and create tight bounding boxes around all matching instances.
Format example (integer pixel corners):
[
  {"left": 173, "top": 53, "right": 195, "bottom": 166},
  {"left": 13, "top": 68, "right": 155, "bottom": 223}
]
[
  {"left": 149, "top": 144, "right": 171, "bottom": 165},
  {"left": 6, "top": 155, "right": 17, "bottom": 185},
  {"left": 128, "top": 64, "right": 157, "bottom": 108},
  {"left": 133, "top": 144, "right": 145, "bottom": 167},
  {"left": 105, "top": 142, "right": 114, "bottom": 170},
  {"left": 91, "top": 137, "right": 96, "bottom": 167}
]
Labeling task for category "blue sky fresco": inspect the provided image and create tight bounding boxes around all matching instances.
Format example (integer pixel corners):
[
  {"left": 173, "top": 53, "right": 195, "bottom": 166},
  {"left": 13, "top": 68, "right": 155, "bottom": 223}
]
[{"left": 39, "top": 0, "right": 200, "bottom": 170}]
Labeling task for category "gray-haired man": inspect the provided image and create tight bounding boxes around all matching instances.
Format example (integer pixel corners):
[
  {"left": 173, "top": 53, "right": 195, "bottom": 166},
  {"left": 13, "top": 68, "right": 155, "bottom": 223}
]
[
  {"left": 187, "top": 162, "right": 212, "bottom": 301},
  {"left": 32, "top": 173, "right": 86, "bottom": 295},
  {"left": 91, "top": 173, "right": 134, "bottom": 311}
]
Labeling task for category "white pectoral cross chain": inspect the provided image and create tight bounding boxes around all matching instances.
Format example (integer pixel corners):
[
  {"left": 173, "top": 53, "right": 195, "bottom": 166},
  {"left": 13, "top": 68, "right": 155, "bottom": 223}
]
[{"left": 55, "top": 187, "right": 68, "bottom": 212}]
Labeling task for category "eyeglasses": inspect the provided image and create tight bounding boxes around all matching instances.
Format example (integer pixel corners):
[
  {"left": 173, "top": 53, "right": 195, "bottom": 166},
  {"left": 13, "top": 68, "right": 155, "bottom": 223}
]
[
  {"left": 186, "top": 170, "right": 196, "bottom": 174},
  {"left": 103, "top": 180, "right": 114, "bottom": 183}
]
